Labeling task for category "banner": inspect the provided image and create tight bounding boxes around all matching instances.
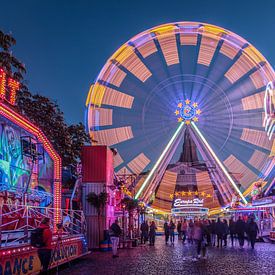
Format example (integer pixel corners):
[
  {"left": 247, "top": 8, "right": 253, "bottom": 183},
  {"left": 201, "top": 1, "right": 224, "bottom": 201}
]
[{"left": 0, "top": 236, "right": 88, "bottom": 275}]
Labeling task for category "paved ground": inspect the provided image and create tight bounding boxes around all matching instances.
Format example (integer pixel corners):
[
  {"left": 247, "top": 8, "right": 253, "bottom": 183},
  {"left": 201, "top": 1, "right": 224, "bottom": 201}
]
[{"left": 59, "top": 237, "right": 275, "bottom": 275}]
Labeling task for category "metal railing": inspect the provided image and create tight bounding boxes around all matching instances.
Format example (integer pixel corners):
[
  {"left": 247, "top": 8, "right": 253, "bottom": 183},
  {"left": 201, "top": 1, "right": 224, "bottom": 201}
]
[{"left": 0, "top": 203, "right": 87, "bottom": 247}]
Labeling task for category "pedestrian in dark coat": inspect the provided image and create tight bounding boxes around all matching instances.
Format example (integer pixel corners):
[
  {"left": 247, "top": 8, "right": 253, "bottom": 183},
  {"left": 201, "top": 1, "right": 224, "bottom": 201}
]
[
  {"left": 223, "top": 219, "right": 229, "bottom": 247},
  {"left": 210, "top": 220, "right": 216, "bottom": 246},
  {"left": 229, "top": 218, "right": 236, "bottom": 246},
  {"left": 149, "top": 221, "right": 157, "bottom": 246},
  {"left": 235, "top": 216, "right": 246, "bottom": 248},
  {"left": 247, "top": 218, "right": 259, "bottom": 249},
  {"left": 177, "top": 221, "right": 182, "bottom": 240},
  {"left": 140, "top": 220, "right": 149, "bottom": 244},
  {"left": 169, "top": 221, "right": 176, "bottom": 244},
  {"left": 37, "top": 217, "right": 52, "bottom": 273},
  {"left": 164, "top": 221, "right": 170, "bottom": 244},
  {"left": 215, "top": 218, "right": 224, "bottom": 247}
]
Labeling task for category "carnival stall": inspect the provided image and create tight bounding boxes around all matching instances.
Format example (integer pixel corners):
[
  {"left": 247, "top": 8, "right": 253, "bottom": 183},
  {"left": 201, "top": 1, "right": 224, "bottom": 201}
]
[{"left": 0, "top": 68, "right": 89, "bottom": 274}]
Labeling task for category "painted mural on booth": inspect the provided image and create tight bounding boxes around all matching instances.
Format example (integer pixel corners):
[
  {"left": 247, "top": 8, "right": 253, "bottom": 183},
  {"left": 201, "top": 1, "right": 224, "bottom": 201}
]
[{"left": 0, "top": 116, "right": 54, "bottom": 205}]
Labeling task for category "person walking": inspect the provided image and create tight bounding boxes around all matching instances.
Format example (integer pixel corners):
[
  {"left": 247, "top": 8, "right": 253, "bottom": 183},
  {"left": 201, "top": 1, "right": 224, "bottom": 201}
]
[
  {"left": 110, "top": 220, "right": 122, "bottom": 258},
  {"left": 164, "top": 221, "right": 170, "bottom": 244},
  {"left": 187, "top": 219, "right": 194, "bottom": 244},
  {"left": 210, "top": 220, "right": 216, "bottom": 246},
  {"left": 205, "top": 220, "right": 211, "bottom": 246},
  {"left": 149, "top": 221, "right": 157, "bottom": 246},
  {"left": 181, "top": 219, "right": 188, "bottom": 243},
  {"left": 235, "top": 216, "right": 246, "bottom": 248},
  {"left": 223, "top": 219, "right": 229, "bottom": 247},
  {"left": 192, "top": 220, "right": 203, "bottom": 261},
  {"left": 229, "top": 217, "right": 236, "bottom": 246},
  {"left": 169, "top": 220, "right": 175, "bottom": 244},
  {"left": 201, "top": 221, "right": 209, "bottom": 259},
  {"left": 215, "top": 218, "right": 224, "bottom": 248},
  {"left": 177, "top": 220, "right": 182, "bottom": 240},
  {"left": 140, "top": 220, "right": 149, "bottom": 244},
  {"left": 247, "top": 217, "right": 259, "bottom": 249},
  {"left": 37, "top": 217, "right": 53, "bottom": 274}
]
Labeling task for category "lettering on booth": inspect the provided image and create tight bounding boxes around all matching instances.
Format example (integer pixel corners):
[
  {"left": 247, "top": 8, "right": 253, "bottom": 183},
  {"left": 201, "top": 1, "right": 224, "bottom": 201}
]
[{"left": 0, "top": 67, "right": 20, "bottom": 105}]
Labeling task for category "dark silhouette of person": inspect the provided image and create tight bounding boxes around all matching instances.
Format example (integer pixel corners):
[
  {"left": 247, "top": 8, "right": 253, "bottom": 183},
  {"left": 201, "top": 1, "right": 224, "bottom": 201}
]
[
  {"left": 164, "top": 221, "right": 170, "bottom": 244},
  {"left": 229, "top": 217, "right": 236, "bottom": 246},
  {"left": 247, "top": 217, "right": 259, "bottom": 249},
  {"left": 215, "top": 218, "right": 224, "bottom": 248},
  {"left": 37, "top": 217, "right": 52, "bottom": 274},
  {"left": 149, "top": 221, "right": 157, "bottom": 246},
  {"left": 235, "top": 216, "right": 246, "bottom": 248},
  {"left": 140, "top": 220, "right": 149, "bottom": 244}
]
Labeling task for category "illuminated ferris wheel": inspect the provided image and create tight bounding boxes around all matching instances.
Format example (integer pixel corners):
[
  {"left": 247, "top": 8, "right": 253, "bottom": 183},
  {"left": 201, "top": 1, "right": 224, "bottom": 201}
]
[{"left": 86, "top": 22, "right": 275, "bottom": 206}]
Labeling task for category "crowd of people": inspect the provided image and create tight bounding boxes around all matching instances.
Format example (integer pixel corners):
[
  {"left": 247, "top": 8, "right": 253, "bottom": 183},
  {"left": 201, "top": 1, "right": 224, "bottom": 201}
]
[
  {"left": 111, "top": 215, "right": 260, "bottom": 260},
  {"left": 139, "top": 215, "right": 260, "bottom": 261}
]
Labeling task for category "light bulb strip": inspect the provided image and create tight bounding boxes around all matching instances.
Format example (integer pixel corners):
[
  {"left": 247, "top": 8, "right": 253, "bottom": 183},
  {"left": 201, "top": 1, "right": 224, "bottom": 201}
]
[{"left": 134, "top": 122, "right": 184, "bottom": 199}]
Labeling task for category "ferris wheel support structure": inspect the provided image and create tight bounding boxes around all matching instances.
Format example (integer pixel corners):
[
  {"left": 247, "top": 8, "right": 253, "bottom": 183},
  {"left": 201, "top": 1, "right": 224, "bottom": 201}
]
[{"left": 191, "top": 122, "right": 248, "bottom": 204}]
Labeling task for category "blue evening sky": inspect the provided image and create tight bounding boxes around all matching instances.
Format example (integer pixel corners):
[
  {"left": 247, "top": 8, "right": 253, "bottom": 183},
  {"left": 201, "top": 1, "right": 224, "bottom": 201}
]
[{"left": 0, "top": 0, "right": 274, "bottom": 124}]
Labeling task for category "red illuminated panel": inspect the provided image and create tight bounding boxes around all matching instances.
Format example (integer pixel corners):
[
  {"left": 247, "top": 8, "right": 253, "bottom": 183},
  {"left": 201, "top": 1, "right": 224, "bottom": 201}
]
[
  {"left": 157, "top": 33, "right": 179, "bottom": 66},
  {"left": 7, "top": 78, "right": 20, "bottom": 105},
  {"left": 137, "top": 39, "right": 158, "bottom": 58},
  {"left": 244, "top": 46, "right": 266, "bottom": 64},
  {"left": 198, "top": 34, "right": 219, "bottom": 66},
  {"left": 151, "top": 198, "right": 172, "bottom": 211},
  {"left": 81, "top": 146, "right": 110, "bottom": 183},
  {"left": 90, "top": 83, "right": 134, "bottom": 109},
  {"left": 220, "top": 39, "right": 241, "bottom": 59},
  {"left": 225, "top": 54, "right": 255, "bottom": 83},
  {"left": 153, "top": 171, "right": 177, "bottom": 202},
  {"left": 100, "top": 62, "right": 126, "bottom": 87},
  {"left": 196, "top": 171, "right": 220, "bottom": 209},
  {"left": 241, "top": 91, "right": 265, "bottom": 110},
  {"left": 88, "top": 107, "right": 113, "bottom": 127},
  {"left": 250, "top": 64, "right": 275, "bottom": 89},
  {"left": 248, "top": 150, "right": 269, "bottom": 171},
  {"left": 116, "top": 166, "right": 132, "bottom": 175},
  {"left": 133, "top": 176, "right": 146, "bottom": 195},
  {"left": 241, "top": 128, "right": 273, "bottom": 151},
  {"left": 92, "top": 126, "right": 133, "bottom": 146},
  {"left": 113, "top": 151, "right": 123, "bottom": 168},
  {"left": 180, "top": 33, "right": 198, "bottom": 46},
  {"left": 233, "top": 112, "right": 265, "bottom": 128},
  {"left": 223, "top": 155, "right": 257, "bottom": 189},
  {"left": 102, "top": 86, "right": 134, "bottom": 108},
  {"left": 225, "top": 46, "right": 265, "bottom": 84},
  {"left": 114, "top": 45, "right": 152, "bottom": 82},
  {"left": 0, "top": 68, "right": 6, "bottom": 100},
  {"left": 127, "top": 153, "right": 150, "bottom": 174}
]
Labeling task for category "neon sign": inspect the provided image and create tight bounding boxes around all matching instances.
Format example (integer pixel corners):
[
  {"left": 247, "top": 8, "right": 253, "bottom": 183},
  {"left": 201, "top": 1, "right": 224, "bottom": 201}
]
[
  {"left": 171, "top": 207, "right": 209, "bottom": 215},
  {"left": 0, "top": 67, "right": 20, "bottom": 105},
  {"left": 263, "top": 81, "right": 275, "bottom": 140},
  {"left": 173, "top": 198, "right": 204, "bottom": 207}
]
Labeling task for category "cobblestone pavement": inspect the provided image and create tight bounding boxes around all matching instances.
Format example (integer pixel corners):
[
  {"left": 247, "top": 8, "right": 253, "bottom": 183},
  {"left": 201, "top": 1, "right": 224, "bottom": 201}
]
[{"left": 59, "top": 237, "right": 275, "bottom": 275}]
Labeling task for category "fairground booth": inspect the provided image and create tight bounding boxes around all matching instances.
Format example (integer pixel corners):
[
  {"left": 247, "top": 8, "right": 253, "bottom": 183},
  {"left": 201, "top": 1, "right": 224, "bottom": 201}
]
[{"left": 0, "top": 68, "right": 88, "bottom": 274}]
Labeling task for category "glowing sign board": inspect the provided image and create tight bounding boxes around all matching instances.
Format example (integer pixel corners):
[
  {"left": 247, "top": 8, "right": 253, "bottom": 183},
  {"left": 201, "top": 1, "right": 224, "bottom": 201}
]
[
  {"left": 173, "top": 198, "right": 204, "bottom": 207},
  {"left": 0, "top": 67, "right": 20, "bottom": 105},
  {"left": 171, "top": 207, "right": 208, "bottom": 215}
]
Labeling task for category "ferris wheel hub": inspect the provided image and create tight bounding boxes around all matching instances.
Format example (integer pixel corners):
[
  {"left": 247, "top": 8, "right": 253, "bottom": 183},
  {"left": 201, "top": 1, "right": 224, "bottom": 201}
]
[{"left": 175, "top": 99, "right": 201, "bottom": 124}]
